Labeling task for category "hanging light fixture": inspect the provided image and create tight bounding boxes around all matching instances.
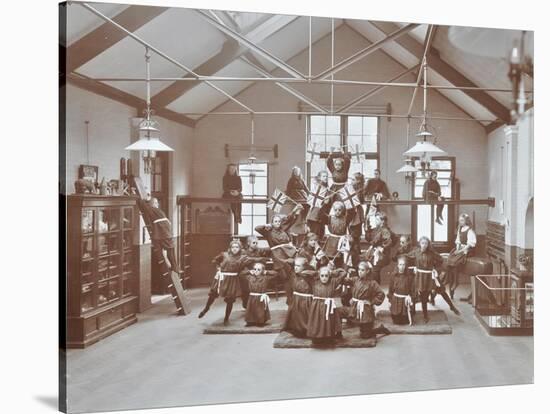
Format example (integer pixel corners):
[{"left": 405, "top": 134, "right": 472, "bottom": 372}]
[
  {"left": 403, "top": 57, "right": 446, "bottom": 173},
  {"left": 125, "top": 47, "right": 173, "bottom": 174},
  {"left": 239, "top": 115, "right": 263, "bottom": 184},
  {"left": 397, "top": 116, "right": 419, "bottom": 182}
]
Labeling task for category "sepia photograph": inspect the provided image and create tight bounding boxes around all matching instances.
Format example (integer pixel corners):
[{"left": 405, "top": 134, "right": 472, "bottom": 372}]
[{"left": 57, "top": 0, "right": 535, "bottom": 412}]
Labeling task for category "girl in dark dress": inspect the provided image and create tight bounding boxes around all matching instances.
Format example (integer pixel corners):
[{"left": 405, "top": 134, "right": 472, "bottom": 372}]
[
  {"left": 447, "top": 213, "right": 477, "bottom": 299},
  {"left": 306, "top": 170, "right": 332, "bottom": 237},
  {"left": 255, "top": 205, "right": 303, "bottom": 303},
  {"left": 244, "top": 262, "right": 279, "bottom": 327},
  {"left": 422, "top": 170, "right": 444, "bottom": 224},
  {"left": 388, "top": 256, "right": 415, "bottom": 325},
  {"left": 327, "top": 149, "right": 352, "bottom": 192},
  {"left": 344, "top": 261, "right": 389, "bottom": 339},
  {"left": 198, "top": 240, "right": 255, "bottom": 325},
  {"left": 362, "top": 212, "right": 394, "bottom": 284},
  {"left": 346, "top": 172, "right": 366, "bottom": 267},
  {"left": 323, "top": 201, "right": 350, "bottom": 268},
  {"left": 286, "top": 166, "right": 310, "bottom": 219},
  {"left": 240, "top": 235, "right": 271, "bottom": 309},
  {"left": 296, "top": 232, "right": 328, "bottom": 270},
  {"left": 307, "top": 265, "right": 349, "bottom": 345},
  {"left": 283, "top": 257, "right": 317, "bottom": 337},
  {"left": 223, "top": 163, "right": 243, "bottom": 225}
]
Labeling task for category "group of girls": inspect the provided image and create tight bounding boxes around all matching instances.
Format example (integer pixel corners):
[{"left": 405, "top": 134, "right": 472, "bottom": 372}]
[{"left": 200, "top": 154, "right": 477, "bottom": 343}]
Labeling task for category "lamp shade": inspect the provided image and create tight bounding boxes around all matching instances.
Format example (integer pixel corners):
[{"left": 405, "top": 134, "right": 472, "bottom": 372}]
[
  {"left": 125, "top": 137, "right": 174, "bottom": 152},
  {"left": 396, "top": 163, "right": 419, "bottom": 174},
  {"left": 404, "top": 140, "right": 447, "bottom": 157}
]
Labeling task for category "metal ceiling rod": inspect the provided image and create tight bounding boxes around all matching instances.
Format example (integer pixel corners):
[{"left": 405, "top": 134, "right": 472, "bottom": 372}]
[
  {"left": 241, "top": 57, "right": 328, "bottom": 113},
  {"left": 81, "top": 76, "right": 530, "bottom": 93},
  {"left": 337, "top": 65, "right": 419, "bottom": 113},
  {"left": 407, "top": 25, "right": 435, "bottom": 116},
  {"left": 308, "top": 16, "right": 312, "bottom": 78},
  {"left": 196, "top": 9, "right": 306, "bottom": 79},
  {"left": 78, "top": 2, "right": 254, "bottom": 113},
  {"left": 313, "top": 23, "right": 420, "bottom": 80},
  {"left": 176, "top": 111, "right": 497, "bottom": 122}
]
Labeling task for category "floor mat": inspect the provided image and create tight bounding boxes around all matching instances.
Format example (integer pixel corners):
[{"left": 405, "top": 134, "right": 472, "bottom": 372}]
[
  {"left": 273, "top": 329, "right": 378, "bottom": 348},
  {"left": 376, "top": 310, "right": 452, "bottom": 334},
  {"left": 203, "top": 309, "right": 286, "bottom": 334}
]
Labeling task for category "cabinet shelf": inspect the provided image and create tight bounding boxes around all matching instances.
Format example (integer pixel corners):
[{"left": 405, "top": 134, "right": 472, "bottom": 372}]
[{"left": 67, "top": 195, "right": 139, "bottom": 348}]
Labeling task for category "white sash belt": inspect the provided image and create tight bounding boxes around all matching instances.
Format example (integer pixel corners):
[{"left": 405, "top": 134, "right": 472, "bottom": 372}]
[
  {"left": 313, "top": 296, "right": 337, "bottom": 320},
  {"left": 271, "top": 243, "right": 293, "bottom": 251},
  {"left": 250, "top": 292, "right": 270, "bottom": 308},
  {"left": 392, "top": 293, "right": 413, "bottom": 326},
  {"left": 153, "top": 217, "right": 170, "bottom": 224},
  {"left": 214, "top": 271, "right": 238, "bottom": 293},
  {"left": 414, "top": 268, "right": 440, "bottom": 287},
  {"left": 351, "top": 297, "right": 370, "bottom": 320},
  {"left": 293, "top": 291, "right": 313, "bottom": 298}
]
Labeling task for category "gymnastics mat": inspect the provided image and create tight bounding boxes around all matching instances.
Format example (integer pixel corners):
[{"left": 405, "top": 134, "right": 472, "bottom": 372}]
[
  {"left": 203, "top": 309, "right": 286, "bottom": 334},
  {"left": 375, "top": 310, "right": 453, "bottom": 335}
]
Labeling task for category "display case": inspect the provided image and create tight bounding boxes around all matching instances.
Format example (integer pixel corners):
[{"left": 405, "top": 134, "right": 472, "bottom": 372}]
[{"left": 66, "top": 195, "right": 139, "bottom": 348}]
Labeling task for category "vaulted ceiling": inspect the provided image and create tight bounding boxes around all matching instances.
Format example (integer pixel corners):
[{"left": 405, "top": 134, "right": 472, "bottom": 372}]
[{"left": 62, "top": 2, "right": 533, "bottom": 132}]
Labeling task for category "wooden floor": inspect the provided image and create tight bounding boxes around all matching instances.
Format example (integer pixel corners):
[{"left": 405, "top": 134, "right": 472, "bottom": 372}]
[{"left": 65, "top": 285, "right": 533, "bottom": 414}]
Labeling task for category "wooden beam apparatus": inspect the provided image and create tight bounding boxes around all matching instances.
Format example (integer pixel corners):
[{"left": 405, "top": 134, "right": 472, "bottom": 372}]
[
  {"left": 151, "top": 40, "right": 243, "bottom": 108},
  {"left": 67, "top": 73, "right": 196, "bottom": 128},
  {"left": 369, "top": 21, "right": 512, "bottom": 124},
  {"left": 66, "top": 5, "right": 168, "bottom": 73}
]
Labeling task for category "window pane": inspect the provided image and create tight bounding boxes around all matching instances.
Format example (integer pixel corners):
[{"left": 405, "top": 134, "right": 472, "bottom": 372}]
[
  {"left": 349, "top": 160, "right": 363, "bottom": 178},
  {"left": 414, "top": 178, "right": 426, "bottom": 198},
  {"left": 362, "top": 117, "right": 378, "bottom": 135},
  {"left": 241, "top": 203, "right": 252, "bottom": 215},
  {"left": 430, "top": 160, "right": 452, "bottom": 169},
  {"left": 326, "top": 116, "right": 340, "bottom": 134},
  {"left": 347, "top": 135, "right": 362, "bottom": 149},
  {"left": 363, "top": 134, "right": 377, "bottom": 152},
  {"left": 310, "top": 116, "right": 325, "bottom": 134},
  {"left": 347, "top": 116, "right": 362, "bottom": 135},
  {"left": 253, "top": 203, "right": 266, "bottom": 215},
  {"left": 253, "top": 177, "right": 267, "bottom": 196},
  {"left": 310, "top": 134, "right": 325, "bottom": 149},
  {"left": 434, "top": 207, "right": 448, "bottom": 242},
  {"left": 363, "top": 159, "right": 378, "bottom": 179},
  {"left": 416, "top": 205, "right": 432, "bottom": 241},
  {"left": 241, "top": 179, "right": 253, "bottom": 196},
  {"left": 239, "top": 216, "right": 253, "bottom": 235},
  {"left": 326, "top": 135, "right": 341, "bottom": 150}
]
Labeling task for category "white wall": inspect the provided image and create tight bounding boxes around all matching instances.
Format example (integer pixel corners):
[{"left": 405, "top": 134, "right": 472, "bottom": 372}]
[
  {"left": 64, "top": 83, "right": 194, "bottom": 238},
  {"left": 192, "top": 24, "right": 489, "bottom": 236},
  {"left": 487, "top": 108, "right": 534, "bottom": 249}
]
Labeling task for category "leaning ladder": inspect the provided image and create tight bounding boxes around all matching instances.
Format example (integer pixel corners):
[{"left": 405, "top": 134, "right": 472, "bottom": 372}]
[{"left": 138, "top": 201, "right": 191, "bottom": 316}]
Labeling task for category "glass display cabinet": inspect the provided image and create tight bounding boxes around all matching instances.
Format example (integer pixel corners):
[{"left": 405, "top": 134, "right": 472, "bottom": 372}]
[{"left": 67, "top": 195, "right": 139, "bottom": 348}]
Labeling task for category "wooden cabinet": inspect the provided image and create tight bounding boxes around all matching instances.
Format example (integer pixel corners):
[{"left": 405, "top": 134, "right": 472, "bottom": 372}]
[{"left": 66, "top": 195, "right": 139, "bottom": 348}]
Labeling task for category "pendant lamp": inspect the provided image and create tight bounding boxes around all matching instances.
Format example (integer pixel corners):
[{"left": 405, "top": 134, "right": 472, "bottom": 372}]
[{"left": 125, "top": 47, "right": 173, "bottom": 174}]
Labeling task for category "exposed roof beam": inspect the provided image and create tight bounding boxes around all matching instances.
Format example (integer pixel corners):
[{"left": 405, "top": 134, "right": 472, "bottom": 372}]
[
  {"left": 370, "top": 21, "right": 511, "bottom": 123},
  {"left": 67, "top": 73, "right": 196, "bottom": 128},
  {"left": 77, "top": 2, "right": 254, "bottom": 113},
  {"left": 241, "top": 54, "right": 328, "bottom": 113},
  {"left": 337, "top": 65, "right": 418, "bottom": 113},
  {"left": 196, "top": 9, "right": 306, "bottom": 79},
  {"left": 151, "top": 14, "right": 298, "bottom": 108},
  {"left": 313, "top": 23, "right": 420, "bottom": 80},
  {"left": 66, "top": 4, "right": 168, "bottom": 73}
]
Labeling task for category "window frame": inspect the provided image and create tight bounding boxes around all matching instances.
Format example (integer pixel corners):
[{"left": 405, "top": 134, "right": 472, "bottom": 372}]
[
  {"left": 410, "top": 156, "right": 456, "bottom": 250},
  {"left": 238, "top": 162, "right": 269, "bottom": 236},
  {"left": 306, "top": 115, "right": 380, "bottom": 188}
]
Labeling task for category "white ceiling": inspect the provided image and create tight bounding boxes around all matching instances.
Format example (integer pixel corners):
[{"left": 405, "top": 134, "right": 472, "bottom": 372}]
[{"left": 67, "top": 2, "right": 533, "bottom": 126}]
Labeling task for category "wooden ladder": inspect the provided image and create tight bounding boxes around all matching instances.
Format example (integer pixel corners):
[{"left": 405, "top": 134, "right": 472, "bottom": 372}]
[{"left": 138, "top": 201, "right": 191, "bottom": 316}]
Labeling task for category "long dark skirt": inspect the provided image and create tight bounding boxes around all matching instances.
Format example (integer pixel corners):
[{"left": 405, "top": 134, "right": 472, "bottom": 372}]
[
  {"left": 307, "top": 299, "right": 342, "bottom": 339},
  {"left": 284, "top": 294, "right": 312, "bottom": 335},
  {"left": 245, "top": 295, "right": 271, "bottom": 324}
]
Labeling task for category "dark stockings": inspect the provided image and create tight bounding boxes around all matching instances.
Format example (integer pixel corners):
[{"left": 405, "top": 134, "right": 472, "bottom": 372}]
[
  {"left": 165, "top": 247, "right": 181, "bottom": 273},
  {"left": 198, "top": 293, "right": 217, "bottom": 318},
  {"left": 418, "top": 291, "right": 430, "bottom": 322},
  {"left": 224, "top": 300, "right": 234, "bottom": 324}
]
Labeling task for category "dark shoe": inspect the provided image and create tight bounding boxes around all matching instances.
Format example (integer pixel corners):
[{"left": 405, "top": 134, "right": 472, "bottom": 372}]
[
  {"left": 335, "top": 331, "right": 343, "bottom": 339},
  {"left": 198, "top": 309, "right": 208, "bottom": 319},
  {"left": 451, "top": 307, "right": 461, "bottom": 316},
  {"left": 423, "top": 317, "right": 430, "bottom": 324},
  {"left": 377, "top": 325, "right": 391, "bottom": 336},
  {"left": 460, "top": 294, "right": 472, "bottom": 302},
  {"left": 223, "top": 318, "right": 229, "bottom": 326},
  {"left": 245, "top": 322, "right": 253, "bottom": 327}
]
